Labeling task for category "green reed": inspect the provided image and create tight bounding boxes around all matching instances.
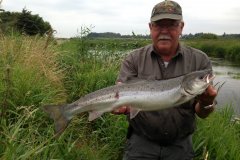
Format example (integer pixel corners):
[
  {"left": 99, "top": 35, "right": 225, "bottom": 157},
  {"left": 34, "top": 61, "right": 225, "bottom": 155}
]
[
  {"left": 0, "top": 34, "right": 66, "bottom": 159},
  {"left": 183, "top": 38, "right": 240, "bottom": 64},
  {"left": 193, "top": 106, "right": 240, "bottom": 160}
]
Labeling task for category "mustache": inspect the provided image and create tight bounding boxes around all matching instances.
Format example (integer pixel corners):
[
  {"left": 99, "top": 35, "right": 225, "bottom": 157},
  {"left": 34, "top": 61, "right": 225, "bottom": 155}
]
[{"left": 158, "top": 35, "right": 171, "bottom": 40}]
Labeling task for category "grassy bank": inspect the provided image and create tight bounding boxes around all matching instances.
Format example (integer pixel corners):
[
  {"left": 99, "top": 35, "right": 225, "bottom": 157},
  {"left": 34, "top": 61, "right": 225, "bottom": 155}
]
[
  {"left": 183, "top": 38, "right": 240, "bottom": 63},
  {"left": 0, "top": 34, "right": 128, "bottom": 159},
  {"left": 66, "top": 37, "right": 240, "bottom": 64},
  {"left": 0, "top": 35, "right": 239, "bottom": 159},
  {"left": 193, "top": 106, "right": 240, "bottom": 159}
]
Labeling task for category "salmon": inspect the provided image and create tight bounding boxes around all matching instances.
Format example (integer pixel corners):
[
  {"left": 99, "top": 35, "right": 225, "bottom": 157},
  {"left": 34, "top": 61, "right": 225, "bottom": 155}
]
[{"left": 43, "top": 70, "right": 215, "bottom": 136}]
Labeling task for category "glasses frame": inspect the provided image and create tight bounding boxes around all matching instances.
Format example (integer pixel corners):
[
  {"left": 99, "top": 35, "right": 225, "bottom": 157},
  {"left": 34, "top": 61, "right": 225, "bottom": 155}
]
[{"left": 150, "top": 20, "right": 181, "bottom": 31}]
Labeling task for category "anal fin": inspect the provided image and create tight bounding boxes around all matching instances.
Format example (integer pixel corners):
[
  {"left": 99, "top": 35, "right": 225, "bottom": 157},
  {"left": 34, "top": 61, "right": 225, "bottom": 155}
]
[{"left": 88, "top": 111, "right": 105, "bottom": 121}]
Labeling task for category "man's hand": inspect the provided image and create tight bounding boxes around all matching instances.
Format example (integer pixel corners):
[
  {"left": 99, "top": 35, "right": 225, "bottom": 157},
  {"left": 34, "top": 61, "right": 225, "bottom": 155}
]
[
  {"left": 111, "top": 81, "right": 130, "bottom": 115},
  {"left": 112, "top": 106, "right": 130, "bottom": 115},
  {"left": 195, "top": 85, "right": 218, "bottom": 118},
  {"left": 198, "top": 85, "right": 217, "bottom": 106}
]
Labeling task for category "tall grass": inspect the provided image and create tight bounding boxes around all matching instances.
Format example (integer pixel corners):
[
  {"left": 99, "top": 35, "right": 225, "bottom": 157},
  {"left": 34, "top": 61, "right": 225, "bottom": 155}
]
[
  {"left": 0, "top": 34, "right": 67, "bottom": 159},
  {"left": 0, "top": 32, "right": 129, "bottom": 159},
  {"left": 193, "top": 106, "right": 240, "bottom": 160},
  {"left": 0, "top": 34, "right": 66, "bottom": 111}
]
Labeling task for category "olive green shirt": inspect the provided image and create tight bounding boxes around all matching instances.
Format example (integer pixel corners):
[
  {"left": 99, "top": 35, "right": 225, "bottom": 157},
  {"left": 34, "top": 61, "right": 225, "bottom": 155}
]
[{"left": 117, "top": 43, "right": 212, "bottom": 145}]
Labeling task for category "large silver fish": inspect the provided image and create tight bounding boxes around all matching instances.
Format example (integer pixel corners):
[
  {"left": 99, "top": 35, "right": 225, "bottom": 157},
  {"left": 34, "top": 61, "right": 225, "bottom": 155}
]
[{"left": 43, "top": 70, "right": 215, "bottom": 135}]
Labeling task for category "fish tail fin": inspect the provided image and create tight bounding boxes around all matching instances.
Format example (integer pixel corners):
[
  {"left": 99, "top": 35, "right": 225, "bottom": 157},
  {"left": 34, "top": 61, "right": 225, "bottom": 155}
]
[{"left": 42, "top": 104, "right": 70, "bottom": 137}]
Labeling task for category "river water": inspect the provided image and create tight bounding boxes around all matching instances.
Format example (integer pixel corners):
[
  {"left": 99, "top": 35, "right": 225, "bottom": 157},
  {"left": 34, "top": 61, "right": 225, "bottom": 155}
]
[{"left": 211, "top": 58, "right": 240, "bottom": 114}]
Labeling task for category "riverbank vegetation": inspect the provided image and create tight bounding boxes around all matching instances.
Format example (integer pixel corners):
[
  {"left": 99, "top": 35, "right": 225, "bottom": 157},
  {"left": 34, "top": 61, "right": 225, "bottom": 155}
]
[
  {"left": 68, "top": 34, "right": 240, "bottom": 64},
  {"left": 184, "top": 38, "right": 240, "bottom": 63},
  {"left": 0, "top": 33, "right": 240, "bottom": 160}
]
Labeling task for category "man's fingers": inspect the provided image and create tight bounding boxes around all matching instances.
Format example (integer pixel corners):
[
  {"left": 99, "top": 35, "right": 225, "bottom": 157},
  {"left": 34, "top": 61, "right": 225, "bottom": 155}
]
[
  {"left": 112, "top": 106, "right": 130, "bottom": 115},
  {"left": 112, "top": 81, "right": 131, "bottom": 114},
  {"left": 198, "top": 85, "right": 218, "bottom": 106},
  {"left": 201, "top": 85, "right": 217, "bottom": 97},
  {"left": 206, "top": 85, "right": 217, "bottom": 97}
]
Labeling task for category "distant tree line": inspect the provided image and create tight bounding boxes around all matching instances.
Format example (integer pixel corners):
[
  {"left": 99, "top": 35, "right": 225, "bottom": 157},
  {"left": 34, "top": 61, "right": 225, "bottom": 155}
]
[
  {"left": 0, "top": 8, "right": 52, "bottom": 36},
  {"left": 87, "top": 32, "right": 150, "bottom": 39},
  {"left": 87, "top": 32, "right": 240, "bottom": 39},
  {"left": 182, "top": 33, "right": 218, "bottom": 39},
  {"left": 182, "top": 32, "right": 240, "bottom": 39}
]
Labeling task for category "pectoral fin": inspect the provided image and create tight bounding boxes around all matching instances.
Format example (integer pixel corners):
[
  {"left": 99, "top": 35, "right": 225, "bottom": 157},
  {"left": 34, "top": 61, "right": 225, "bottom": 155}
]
[{"left": 129, "top": 108, "right": 141, "bottom": 119}]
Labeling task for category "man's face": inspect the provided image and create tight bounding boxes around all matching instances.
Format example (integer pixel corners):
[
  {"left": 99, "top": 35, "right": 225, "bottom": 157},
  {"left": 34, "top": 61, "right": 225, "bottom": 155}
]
[{"left": 149, "top": 19, "right": 184, "bottom": 55}]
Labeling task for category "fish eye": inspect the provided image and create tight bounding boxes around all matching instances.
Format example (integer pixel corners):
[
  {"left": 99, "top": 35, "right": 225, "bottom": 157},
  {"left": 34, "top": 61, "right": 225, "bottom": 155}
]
[{"left": 199, "top": 74, "right": 206, "bottom": 79}]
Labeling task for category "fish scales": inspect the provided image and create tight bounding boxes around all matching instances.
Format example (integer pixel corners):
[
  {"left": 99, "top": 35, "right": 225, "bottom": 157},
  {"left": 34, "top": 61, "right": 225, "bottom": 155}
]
[
  {"left": 66, "top": 77, "right": 184, "bottom": 116},
  {"left": 43, "top": 70, "right": 214, "bottom": 136}
]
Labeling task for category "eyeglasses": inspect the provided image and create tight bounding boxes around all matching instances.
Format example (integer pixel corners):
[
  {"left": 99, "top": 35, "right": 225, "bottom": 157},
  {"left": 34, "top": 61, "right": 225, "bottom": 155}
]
[{"left": 151, "top": 21, "right": 181, "bottom": 31}]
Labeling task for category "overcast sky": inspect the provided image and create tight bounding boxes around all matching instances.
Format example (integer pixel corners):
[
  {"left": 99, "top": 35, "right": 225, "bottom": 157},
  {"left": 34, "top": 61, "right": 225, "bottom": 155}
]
[{"left": 2, "top": 0, "right": 240, "bottom": 38}]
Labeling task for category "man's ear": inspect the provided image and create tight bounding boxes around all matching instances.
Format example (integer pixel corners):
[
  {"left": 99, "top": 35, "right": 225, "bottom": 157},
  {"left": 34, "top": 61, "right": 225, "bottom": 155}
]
[
  {"left": 149, "top": 23, "right": 152, "bottom": 30},
  {"left": 179, "top": 21, "right": 184, "bottom": 35},
  {"left": 180, "top": 21, "right": 184, "bottom": 30}
]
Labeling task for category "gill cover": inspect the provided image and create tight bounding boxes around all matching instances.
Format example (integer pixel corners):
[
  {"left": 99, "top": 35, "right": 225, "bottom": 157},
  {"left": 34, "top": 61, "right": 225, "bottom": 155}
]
[{"left": 181, "top": 70, "right": 214, "bottom": 96}]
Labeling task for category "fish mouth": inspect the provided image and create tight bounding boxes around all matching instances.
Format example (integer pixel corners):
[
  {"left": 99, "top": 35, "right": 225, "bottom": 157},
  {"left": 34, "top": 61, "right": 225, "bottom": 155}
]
[
  {"left": 183, "top": 73, "right": 215, "bottom": 96},
  {"left": 203, "top": 73, "right": 215, "bottom": 83}
]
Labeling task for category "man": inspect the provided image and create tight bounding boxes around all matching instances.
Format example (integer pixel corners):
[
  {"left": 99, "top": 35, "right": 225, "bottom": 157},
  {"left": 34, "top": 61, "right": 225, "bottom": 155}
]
[{"left": 113, "top": 0, "right": 217, "bottom": 159}]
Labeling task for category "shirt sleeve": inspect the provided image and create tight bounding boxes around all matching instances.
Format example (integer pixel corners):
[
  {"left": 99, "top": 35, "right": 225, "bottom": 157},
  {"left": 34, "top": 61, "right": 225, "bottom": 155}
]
[
  {"left": 199, "top": 51, "right": 213, "bottom": 70},
  {"left": 116, "top": 53, "right": 138, "bottom": 83}
]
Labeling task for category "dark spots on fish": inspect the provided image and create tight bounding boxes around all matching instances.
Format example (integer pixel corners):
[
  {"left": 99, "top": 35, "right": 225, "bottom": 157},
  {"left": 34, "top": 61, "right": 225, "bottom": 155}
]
[{"left": 115, "top": 91, "right": 119, "bottom": 99}]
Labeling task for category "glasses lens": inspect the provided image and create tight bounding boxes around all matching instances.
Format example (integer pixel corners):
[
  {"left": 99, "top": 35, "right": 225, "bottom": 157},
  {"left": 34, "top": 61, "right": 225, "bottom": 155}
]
[{"left": 152, "top": 21, "right": 180, "bottom": 30}]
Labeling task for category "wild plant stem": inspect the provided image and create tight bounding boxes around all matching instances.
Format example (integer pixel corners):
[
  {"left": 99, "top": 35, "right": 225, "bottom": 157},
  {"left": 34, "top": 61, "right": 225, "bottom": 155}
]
[{"left": 1, "top": 64, "right": 12, "bottom": 123}]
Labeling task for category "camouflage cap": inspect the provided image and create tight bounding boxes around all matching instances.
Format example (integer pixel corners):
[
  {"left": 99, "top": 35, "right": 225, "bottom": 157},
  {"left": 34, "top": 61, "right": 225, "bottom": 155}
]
[{"left": 151, "top": 0, "right": 182, "bottom": 22}]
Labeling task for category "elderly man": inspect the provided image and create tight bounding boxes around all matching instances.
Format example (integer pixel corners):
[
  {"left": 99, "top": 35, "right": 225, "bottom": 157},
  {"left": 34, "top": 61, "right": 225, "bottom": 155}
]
[{"left": 113, "top": 0, "right": 217, "bottom": 159}]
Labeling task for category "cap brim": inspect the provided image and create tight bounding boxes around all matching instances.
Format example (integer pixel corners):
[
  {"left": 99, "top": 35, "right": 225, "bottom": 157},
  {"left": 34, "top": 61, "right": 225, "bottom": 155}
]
[{"left": 151, "top": 14, "right": 182, "bottom": 22}]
